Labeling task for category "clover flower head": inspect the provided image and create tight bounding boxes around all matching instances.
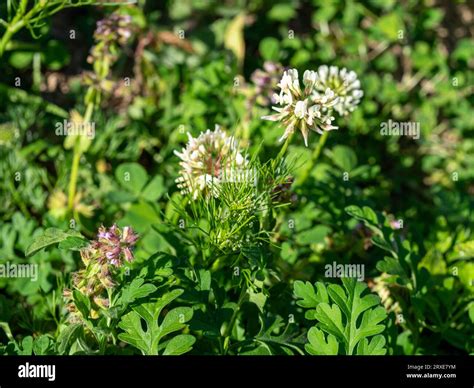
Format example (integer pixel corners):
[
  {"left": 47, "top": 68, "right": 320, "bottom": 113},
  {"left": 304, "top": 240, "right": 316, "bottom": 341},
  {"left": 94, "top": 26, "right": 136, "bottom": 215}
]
[
  {"left": 174, "top": 125, "right": 247, "bottom": 199},
  {"left": 262, "top": 68, "right": 339, "bottom": 146},
  {"left": 312, "top": 65, "right": 363, "bottom": 116}
]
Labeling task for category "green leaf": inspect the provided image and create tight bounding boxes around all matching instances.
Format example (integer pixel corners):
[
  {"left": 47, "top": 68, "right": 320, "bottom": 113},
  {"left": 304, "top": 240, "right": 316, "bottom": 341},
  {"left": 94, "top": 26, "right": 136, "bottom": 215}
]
[
  {"left": 198, "top": 269, "right": 211, "bottom": 291},
  {"left": 331, "top": 145, "right": 358, "bottom": 172},
  {"left": 306, "top": 327, "right": 338, "bottom": 355},
  {"left": 115, "top": 163, "right": 149, "bottom": 194},
  {"left": 422, "top": 8, "right": 444, "bottom": 29},
  {"left": 107, "top": 190, "right": 137, "bottom": 204},
  {"left": 294, "top": 280, "right": 329, "bottom": 310},
  {"left": 295, "top": 225, "right": 331, "bottom": 245},
  {"left": 376, "top": 256, "right": 406, "bottom": 278},
  {"left": 73, "top": 290, "right": 91, "bottom": 319},
  {"left": 454, "top": 241, "right": 474, "bottom": 259},
  {"left": 163, "top": 334, "right": 196, "bottom": 355},
  {"left": 255, "top": 316, "right": 305, "bottom": 355},
  {"left": 457, "top": 262, "right": 474, "bottom": 291},
  {"left": 224, "top": 13, "right": 246, "bottom": 69},
  {"left": 121, "top": 200, "right": 161, "bottom": 232},
  {"left": 248, "top": 289, "right": 267, "bottom": 313},
  {"left": 141, "top": 175, "right": 166, "bottom": 201},
  {"left": 314, "top": 303, "right": 345, "bottom": 340},
  {"left": 58, "top": 236, "right": 89, "bottom": 251},
  {"left": 356, "top": 335, "right": 387, "bottom": 355},
  {"left": 345, "top": 205, "right": 379, "bottom": 225},
  {"left": 118, "top": 289, "right": 194, "bottom": 355},
  {"left": 25, "top": 228, "right": 85, "bottom": 257},
  {"left": 295, "top": 279, "right": 387, "bottom": 355},
  {"left": 281, "top": 242, "right": 298, "bottom": 264},
  {"left": 374, "top": 12, "right": 403, "bottom": 41},
  {"left": 259, "top": 37, "right": 280, "bottom": 61},
  {"left": 268, "top": 4, "right": 296, "bottom": 22},
  {"left": 9, "top": 51, "right": 34, "bottom": 69},
  {"left": 57, "top": 324, "right": 83, "bottom": 355},
  {"left": 240, "top": 345, "right": 272, "bottom": 355},
  {"left": 18, "top": 336, "right": 33, "bottom": 355},
  {"left": 33, "top": 335, "right": 52, "bottom": 355},
  {"left": 119, "top": 278, "right": 158, "bottom": 306},
  {"left": 453, "top": 39, "right": 474, "bottom": 63},
  {"left": 159, "top": 306, "right": 193, "bottom": 338},
  {"left": 372, "top": 235, "right": 395, "bottom": 254}
]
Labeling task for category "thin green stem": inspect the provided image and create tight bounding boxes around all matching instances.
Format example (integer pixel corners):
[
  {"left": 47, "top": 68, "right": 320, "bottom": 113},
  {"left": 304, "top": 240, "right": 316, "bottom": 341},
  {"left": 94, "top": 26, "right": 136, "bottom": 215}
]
[
  {"left": 105, "top": 287, "right": 115, "bottom": 328},
  {"left": 67, "top": 147, "right": 81, "bottom": 212},
  {"left": 67, "top": 102, "right": 94, "bottom": 212},
  {"left": 0, "top": 28, "right": 13, "bottom": 57},
  {"left": 0, "top": 0, "right": 101, "bottom": 59},
  {"left": 32, "top": 52, "right": 41, "bottom": 92},
  {"left": 298, "top": 130, "right": 329, "bottom": 186},
  {"left": 0, "top": 0, "right": 35, "bottom": 58},
  {"left": 272, "top": 132, "right": 293, "bottom": 171},
  {"left": 0, "top": 19, "right": 25, "bottom": 57}
]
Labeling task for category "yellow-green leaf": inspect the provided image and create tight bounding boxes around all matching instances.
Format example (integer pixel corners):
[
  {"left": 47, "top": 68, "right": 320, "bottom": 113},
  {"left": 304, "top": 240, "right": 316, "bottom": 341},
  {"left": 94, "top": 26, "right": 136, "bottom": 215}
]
[{"left": 224, "top": 13, "right": 246, "bottom": 70}]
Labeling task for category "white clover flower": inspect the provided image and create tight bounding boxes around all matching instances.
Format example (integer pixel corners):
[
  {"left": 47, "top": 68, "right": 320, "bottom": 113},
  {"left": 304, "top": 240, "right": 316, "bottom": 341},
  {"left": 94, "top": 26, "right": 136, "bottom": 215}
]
[
  {"left": 262, "top": 69, "right": 339, "bottom": 146},
  {"left": 312, "top": 65, "right": 363, "bottom": 116},
  {"left": 174, "top": 125, "right": 247, "bottom": 199}
]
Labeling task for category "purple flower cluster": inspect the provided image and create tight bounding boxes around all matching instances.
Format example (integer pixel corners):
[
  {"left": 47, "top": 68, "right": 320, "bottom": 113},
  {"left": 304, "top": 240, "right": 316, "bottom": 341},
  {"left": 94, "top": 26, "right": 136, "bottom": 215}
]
[
  {"left": 250, "top": 61, "right": 285, "bottom": 106},
  {"left": 94, "top": 14, "right": 132, "bottom": 46},
  {"left": 94, "top": 224, "right": 139, "bottom": 267},
  {"left": 87, "top": 13, "right": 133, "bottom": 66},
  {"left": 65, "top": 224, "right": 138, "bottom": 320}
]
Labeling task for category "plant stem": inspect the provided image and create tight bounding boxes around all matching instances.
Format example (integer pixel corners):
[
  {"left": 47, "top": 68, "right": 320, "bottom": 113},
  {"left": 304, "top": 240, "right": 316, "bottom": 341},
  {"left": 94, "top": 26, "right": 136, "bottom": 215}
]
[
  {"left": 0, "top": 27, "right": 14, "bottom": 57},
  {"left": 106, "top": 287, "right": 114, "bottom": 328},
  {"left": 272, "top": 132, "right": 293, "bottom": 171},
  {"left": 298, "top": 130, "right": 329, "bottom": 186},
  {"left": 222, "top": 285, "right": 247, "bottom": 354},
  {"left": 0, "top": 19, "right": 25, "bottom": 58},
  {"left": 67, "top": 102, "right": 94, "bottom": 212},
  {"left": 0, "top": 0, "right": 33, "bottom": 58},
  {"left": 67, "top": 145, "right": 81, "bottom": 212},
  {"left": 0, "top": 0, "right": 99, "bottom": 58}
]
